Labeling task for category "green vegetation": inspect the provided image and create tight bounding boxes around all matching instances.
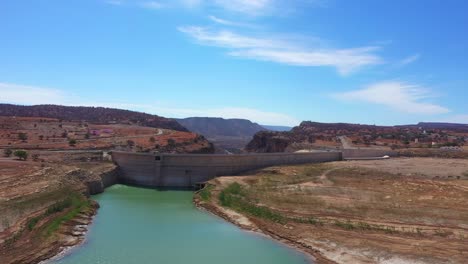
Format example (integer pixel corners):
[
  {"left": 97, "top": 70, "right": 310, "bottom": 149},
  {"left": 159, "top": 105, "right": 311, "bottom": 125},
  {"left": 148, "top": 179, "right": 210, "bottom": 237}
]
[
  {"left": 219, "top": 182, "right": 285, "bottom": 223},
  {"left": 68, "top": 139, "right": 77, "bottom": 146},
  {"left": 3, "top": 148, "right": 13, "bottom": 157},
  {"left": 27, "top": 217, "right": 40, "bottom": 231},
  {"left": 167, "top": 138, "right": 176, "bottom": 146},
  {"left": 14, "top": 150, "right": 28, "bottom": 160},
  {"left": 18, "top": 132, "right": 28, "bottom": 141},
  {"left": 23, "top": 193, "right": 91, "bottom": 237},
  {"left": 44, "top": 197, "right": 90, "bottom": 236},
  {"left": 199, "top": 185, "right": 213, "bottom": 201}
]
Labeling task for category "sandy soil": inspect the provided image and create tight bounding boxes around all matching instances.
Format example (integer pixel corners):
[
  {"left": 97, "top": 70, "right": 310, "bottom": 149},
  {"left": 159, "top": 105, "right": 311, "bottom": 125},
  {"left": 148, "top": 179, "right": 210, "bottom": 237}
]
[
  {"left": 197, "top": 157, "right": 468, "bottom": 264},
  {"left": 0, "top": 158, "right": 116, "bottom": 264}
]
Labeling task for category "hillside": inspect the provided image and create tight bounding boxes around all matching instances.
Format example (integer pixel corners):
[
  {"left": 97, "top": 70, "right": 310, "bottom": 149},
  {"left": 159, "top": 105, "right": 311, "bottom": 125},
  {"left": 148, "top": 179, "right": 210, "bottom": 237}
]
[
  {"left": 0, "top": 104, "right": 187, "bottom": 132},
  {"left": 261, "top": 125, "right": 293, "bottom": 132},
  {"left": 246, "top": 121, "right": 468, "bottom": 154},
  {"left": 177, "top": 117, "right": 265, "bottom": 137},
  {"left": 176, "top": 117, "right": 267, "bottom": 153}
]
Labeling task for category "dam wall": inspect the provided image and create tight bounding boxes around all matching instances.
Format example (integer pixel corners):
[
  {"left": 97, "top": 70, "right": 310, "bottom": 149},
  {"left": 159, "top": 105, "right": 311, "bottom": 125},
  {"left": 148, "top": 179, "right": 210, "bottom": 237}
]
[
  {"left": 342, "top": 149, "right": 398, "bottom": 159},
  {"left": 112, "top": 151, "right": 342, "bottom": 188}
]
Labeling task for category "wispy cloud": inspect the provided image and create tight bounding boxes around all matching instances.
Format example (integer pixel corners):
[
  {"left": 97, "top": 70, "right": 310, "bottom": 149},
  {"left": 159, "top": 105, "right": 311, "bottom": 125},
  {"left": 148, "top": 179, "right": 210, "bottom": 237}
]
[
  {"left": 0, "top": 83, "right": 68, "bottom": 105},
  {"left": 208, "top": 15, "right": 256, "bottom": 28},
  {"left": 399, "top": 54, "right": 421, "bottom": 66},
  {"left": 212, "top": 0, "right": 272, "bottom": 15},
  {"left": 133, "top": 105, "right": 300, "bottom": 126},
  {"left": 333, "top": 81, "right": 449, "bottom": 114},
  {"left": 178, "top": 26, "right": 382, "bottom": 75},
  {"left": 104, "top": 0, "right": 323, "bottom": 16},
  {"left": 140, "top": 1, "right": 165, "bottom": 9},
  {"left": 0, "top": 82, "right": 299, "bottom": 126},
  {"left": 437, "top": 114, "right": 468, "bottom": 124}
]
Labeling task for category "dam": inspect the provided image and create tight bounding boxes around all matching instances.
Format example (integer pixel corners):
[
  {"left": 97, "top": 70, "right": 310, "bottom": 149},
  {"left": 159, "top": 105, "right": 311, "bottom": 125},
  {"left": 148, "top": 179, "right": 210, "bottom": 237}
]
[{"left": 111, "top": 149, "right": 397, "bottom": 188}]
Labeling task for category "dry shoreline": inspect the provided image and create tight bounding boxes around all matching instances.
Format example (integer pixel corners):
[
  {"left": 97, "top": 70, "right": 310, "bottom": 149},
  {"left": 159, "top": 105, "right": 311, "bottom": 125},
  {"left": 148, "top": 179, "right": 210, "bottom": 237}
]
[{"left": 193, "top": 194, "right": 336, "bottom": 264}]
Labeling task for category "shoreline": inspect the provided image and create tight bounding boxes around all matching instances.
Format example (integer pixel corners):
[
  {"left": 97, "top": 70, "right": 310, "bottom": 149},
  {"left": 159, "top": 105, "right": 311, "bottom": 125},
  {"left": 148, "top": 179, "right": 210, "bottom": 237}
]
[
  {"left": 39, "top": 208, "right": 98, "bottom": 264},
  {"left": 192, "top": 195, "right": 336, "bottom": 264}
]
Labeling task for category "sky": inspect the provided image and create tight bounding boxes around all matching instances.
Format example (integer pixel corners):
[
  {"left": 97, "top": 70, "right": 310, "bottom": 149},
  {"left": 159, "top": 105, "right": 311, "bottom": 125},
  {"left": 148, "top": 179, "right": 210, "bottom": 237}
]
[{"left": 1, "top": 0, "right": 467, "bottom": 126}]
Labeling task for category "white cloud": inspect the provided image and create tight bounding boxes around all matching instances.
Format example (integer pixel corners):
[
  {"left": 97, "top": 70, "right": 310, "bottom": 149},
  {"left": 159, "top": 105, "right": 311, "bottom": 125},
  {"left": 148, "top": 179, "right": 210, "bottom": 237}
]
[
  {"left": 140, "top": 1, "right": 164, "bottom": 9},
  {"left": 0, "top": 82, "right": 299, "bottom": 126},
  {"left": 438, "top": 115, "right": 468, "bottom": 124},
  {"left": 93, "top": 103, "right": 300, "bottom": 126},
  {"left": 178, "top": 26, "right": 382, "bottom": 75},
  {"left": 0, "top": 83, "right": 67, "bottom": 105},
  {"left": 399, "top": 54, "right": 420, "bottom": 66},
  {"left": 208, "top": 15, "right": 256, "bottom": 28},
  {"left": 333, "top": 81, "right": 450, "bottom": 114},
  {"left": 212, "top": 0, "right": 272, "bottom": 15}
]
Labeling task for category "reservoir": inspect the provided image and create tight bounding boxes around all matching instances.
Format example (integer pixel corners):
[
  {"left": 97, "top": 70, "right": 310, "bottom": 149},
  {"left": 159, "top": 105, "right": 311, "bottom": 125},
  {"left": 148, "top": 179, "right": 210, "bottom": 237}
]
[{"left": 50, "top": 184, "right": 310, "bottom": 264}]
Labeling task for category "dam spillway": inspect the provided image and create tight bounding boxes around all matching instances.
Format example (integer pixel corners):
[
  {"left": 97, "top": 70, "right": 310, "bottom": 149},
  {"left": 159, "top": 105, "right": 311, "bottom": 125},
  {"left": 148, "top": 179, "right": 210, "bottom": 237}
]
[{"left": 111, "top": 149, "right": 397, "bottom": 188}]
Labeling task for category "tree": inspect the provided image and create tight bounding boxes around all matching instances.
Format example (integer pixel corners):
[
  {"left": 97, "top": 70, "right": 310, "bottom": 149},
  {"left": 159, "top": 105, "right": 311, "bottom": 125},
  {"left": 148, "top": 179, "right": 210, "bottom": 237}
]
[
  {"left": 18, "top": 133, "right": 28, "bottom": 141},
  {"left": 167, "top": 138, "right": 176, "bottom": 146},
  {"left": 14, "top": 150, "right": 28, "bottom": 161},
  {"left": 68, "top": 139, "right": 77, "bottom": 146},
  {"left": 3, "top": 149, "right": 12, "bottom": 157}
]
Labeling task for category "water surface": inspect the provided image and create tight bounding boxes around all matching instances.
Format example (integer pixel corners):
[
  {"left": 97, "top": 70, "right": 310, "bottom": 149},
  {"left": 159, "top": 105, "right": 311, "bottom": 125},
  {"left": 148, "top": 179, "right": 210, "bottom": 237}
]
[{"left": 52, "top": 184, "right": 310, "bottom": 264}]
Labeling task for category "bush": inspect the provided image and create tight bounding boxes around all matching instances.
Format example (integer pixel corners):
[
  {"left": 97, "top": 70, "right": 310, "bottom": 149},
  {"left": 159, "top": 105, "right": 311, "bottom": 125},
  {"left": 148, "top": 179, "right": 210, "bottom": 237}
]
[
  {"left": 18, "top": 133, "right": 28, "bottom": 141},
  {"left": 3, "top": 148, "right": 13, "bottom": 157},
  {"left": 14, "top": 150, "right": 28, "bottom": 160},
  {"left": 68, "top": 139, "right": 77, "bottom": 146},
  {"left": 167, "top": 138, "right": 176, "bottom": 146}
]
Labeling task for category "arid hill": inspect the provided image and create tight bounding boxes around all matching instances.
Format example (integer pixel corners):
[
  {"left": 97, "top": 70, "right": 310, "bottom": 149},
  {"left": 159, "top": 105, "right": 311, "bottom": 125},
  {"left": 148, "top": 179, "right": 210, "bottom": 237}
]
[
  {"left": 0, "top": 104, "right": 187, "bottom": 132},
  {"left": 246, "top": 121, "right": 468, "bottom": 153}
]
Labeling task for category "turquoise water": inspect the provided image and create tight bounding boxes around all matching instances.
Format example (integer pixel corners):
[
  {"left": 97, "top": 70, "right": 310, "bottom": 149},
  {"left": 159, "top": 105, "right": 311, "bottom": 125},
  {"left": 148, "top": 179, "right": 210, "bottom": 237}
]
[{"left": 51, "top": 185, "right": 310, "bottom": 264}]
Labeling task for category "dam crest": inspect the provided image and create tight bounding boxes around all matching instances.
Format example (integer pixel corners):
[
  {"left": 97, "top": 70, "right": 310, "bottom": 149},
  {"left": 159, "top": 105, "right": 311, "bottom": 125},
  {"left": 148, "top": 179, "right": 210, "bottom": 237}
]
[{"left": 111, "top": 149, "right": 396, "bottom": 188}]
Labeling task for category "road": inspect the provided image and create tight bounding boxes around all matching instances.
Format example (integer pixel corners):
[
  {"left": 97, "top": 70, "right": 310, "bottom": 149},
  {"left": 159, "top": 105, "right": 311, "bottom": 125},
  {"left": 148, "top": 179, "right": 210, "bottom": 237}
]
[{"left": 338, "top": 136, "right": 356, "bottom": 149}]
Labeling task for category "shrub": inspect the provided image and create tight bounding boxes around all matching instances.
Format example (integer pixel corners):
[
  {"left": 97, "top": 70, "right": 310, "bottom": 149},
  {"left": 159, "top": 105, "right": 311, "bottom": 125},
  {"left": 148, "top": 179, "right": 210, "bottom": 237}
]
[
  {"left": 167, "top": 138, "right": 176, "bottom": 146},
  {"left": 3, "top": 148, "right": 13, "bottom": 157},
  {"left": 199, "top": 186, "right": 213, "bottom": 201},
  {"left": 18, "top": 132, "right": 28, "bottom": 141},
  {"left": 68, "top": 139, "right": 77, "bottom": 146},
  {"left": 14, "top": 150, "right": 28, "bottom": 160}
]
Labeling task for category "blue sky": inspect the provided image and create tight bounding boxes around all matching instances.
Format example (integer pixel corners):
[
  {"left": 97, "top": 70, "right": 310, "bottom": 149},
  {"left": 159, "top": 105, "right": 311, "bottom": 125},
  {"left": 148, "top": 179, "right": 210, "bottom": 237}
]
[{"left": 1, "top": 0, "right": 467, "bottom": 126}]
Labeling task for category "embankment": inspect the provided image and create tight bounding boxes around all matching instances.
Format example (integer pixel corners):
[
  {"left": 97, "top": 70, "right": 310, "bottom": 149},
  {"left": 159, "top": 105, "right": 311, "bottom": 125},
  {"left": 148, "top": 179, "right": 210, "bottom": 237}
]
[{"left": 0, "top": 162, "right": 119, "bottom": 264}]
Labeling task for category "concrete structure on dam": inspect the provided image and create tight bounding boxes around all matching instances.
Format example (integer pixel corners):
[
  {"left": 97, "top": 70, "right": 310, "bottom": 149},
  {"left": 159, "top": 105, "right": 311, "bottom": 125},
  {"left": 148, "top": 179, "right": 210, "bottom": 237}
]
[
  {"left": 111, "top": 149, "right": 396, "bottom": 188},
  {"left": 112, "top": 151, "right": 342, "bottom": 188}
]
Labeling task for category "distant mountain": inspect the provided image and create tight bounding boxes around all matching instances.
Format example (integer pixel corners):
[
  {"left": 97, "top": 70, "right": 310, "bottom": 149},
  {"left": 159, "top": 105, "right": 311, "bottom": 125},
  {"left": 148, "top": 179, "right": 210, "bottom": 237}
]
[
  {"left": 0, "top": 104, "right": 187, "bottom": 131},
  {"left": 416, "top": 122, "right": 468, "bottom": 131},
  {"left": 176, "top": 117, "right": 265, "bottom": 138},
  {"left": 261, "top": 125, "right": 292, "bottom": 132},
  {"left": 176, "top": 117, "right": 267, "bottom": 152}
]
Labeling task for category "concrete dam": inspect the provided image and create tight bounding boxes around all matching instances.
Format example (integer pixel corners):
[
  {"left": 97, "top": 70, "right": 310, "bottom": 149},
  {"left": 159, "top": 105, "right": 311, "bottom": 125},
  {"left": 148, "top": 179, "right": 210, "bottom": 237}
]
[{"left": 111, "top": 149, "right": 397, "bottom": 188}]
